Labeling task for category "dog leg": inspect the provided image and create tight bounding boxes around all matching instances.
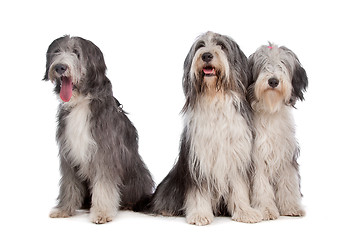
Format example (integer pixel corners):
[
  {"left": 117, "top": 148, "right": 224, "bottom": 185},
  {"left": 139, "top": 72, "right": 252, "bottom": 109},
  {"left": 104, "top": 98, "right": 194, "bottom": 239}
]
[
  {"left": 251, "top": 161, "right": 280, "bottom": 220},
  {"left": 185, "top": 187, "right": 214, "bottom": 226},
  {"left": 89, "top": 177, "right": 120, "bottom": 224},
  {"left": 275, "top": 163, "right": 305, "bottom": 217},
  {"left": 228, "top": 176, "right": 262, "bottom": 223},
  {"left": 50, "top": 158, "right": 86, "bottom": 218}
]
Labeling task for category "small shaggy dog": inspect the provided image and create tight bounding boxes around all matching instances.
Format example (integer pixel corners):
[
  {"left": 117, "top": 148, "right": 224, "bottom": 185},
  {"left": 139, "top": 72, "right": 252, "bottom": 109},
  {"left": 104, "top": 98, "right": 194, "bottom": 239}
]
[
  {"left": 148, "top": 31, "right": 262, "bottom": 225},
  {"left": 43, "top": 35, "right": 154, "bottom": 224},
  {"left": 247, "top": 43, "right": 308, "bottom": 220}
]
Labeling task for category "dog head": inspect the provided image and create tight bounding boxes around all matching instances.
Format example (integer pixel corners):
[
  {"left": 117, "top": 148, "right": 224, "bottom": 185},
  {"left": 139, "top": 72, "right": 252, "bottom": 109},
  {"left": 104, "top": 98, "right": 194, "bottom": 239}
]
[
  {"left": 248, "top": 43, "right": 308, "bottom": 113},
  {"left": 182, "top": 31, "right": 249, "bottom": 111},
  {"left": 43, "top": 35, "right": 107, "bottom": 102}
]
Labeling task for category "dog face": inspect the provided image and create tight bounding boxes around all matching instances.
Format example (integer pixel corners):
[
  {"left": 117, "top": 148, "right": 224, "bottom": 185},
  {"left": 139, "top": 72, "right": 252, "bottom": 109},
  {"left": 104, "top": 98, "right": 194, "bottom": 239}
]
[
  {"left": 248, "top": 43, "right": 308, "bottom": 113},
  {"left": 43, "top": 35, "right": 107, "bottom": 102},
  {"left": 182, "top": 31, "right": 249, "bottom": 111}
]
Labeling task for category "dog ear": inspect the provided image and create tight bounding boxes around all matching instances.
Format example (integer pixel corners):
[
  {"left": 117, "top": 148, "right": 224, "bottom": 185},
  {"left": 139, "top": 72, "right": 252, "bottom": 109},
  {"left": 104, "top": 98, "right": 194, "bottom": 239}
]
[
  {"left": 181, "top": 45, "right": 197, "bottom": 113},
  {"left": 247, "top": 53, "right": 255, "bottom": 86},
  {"left": 246, "top": 54, "right": 258, "bottom": 108},
  {"left": 182, "top": 49, "right": 193, "bottom": 97},
  {"left": 247, "top": 49, "right": 265, "bottom": 88},
  {"left": 43, "top": 48, "right": 50, "bottom": 80},
  {"left": 43, "top": 43, "right": 52, "bottom": 81},
  {"left": 43, "top": 51, "right": 54, "bottom": 81},
  {"left": 43, "top": 65, "right": 49, "bottom": 81},
  {"left": 224, "top": 37, "right": 248, "bottom": 95},
  {"left": 290, "top": 60, "right": 308, "bottom": 105},
  {"left": 234, "top": 43, "right": 249, "bottom": 89},
  {"left": 79, "top": 38, "right": 108, "bottom": 91},
  {"left": 280, "top": 46, "right": 308, "bottom": 105},
  {"left": 85, "top": 40, "right": 107, "bottom": 76}
]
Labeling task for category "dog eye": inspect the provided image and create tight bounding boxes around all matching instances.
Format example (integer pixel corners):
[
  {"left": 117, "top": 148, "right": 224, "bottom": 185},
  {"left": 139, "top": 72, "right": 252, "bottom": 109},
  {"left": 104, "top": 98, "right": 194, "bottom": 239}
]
[
  {"left": 54, "top": 49, "right": 60, "bottom": 54},
  {"left": 195, "top": 41, "right": 205, "bottom": 51},
  {"left": 217, "top": 42, "right": 227, "bottom": 51},
  {"left": 73, "top": 49, "right": 80, "bottom": 58}
]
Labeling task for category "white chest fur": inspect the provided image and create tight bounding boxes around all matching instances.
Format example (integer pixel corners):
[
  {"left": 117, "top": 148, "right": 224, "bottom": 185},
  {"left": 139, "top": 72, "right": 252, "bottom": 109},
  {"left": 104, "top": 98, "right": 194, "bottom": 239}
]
[
  {"left": 61, "top": 96, "right": 97, "bottom": 167},
  {"left": 185, "top": 94, "right": 252, "bottom": 192},
  {"left": 253, "top": 106, "right": 297, "bottom": 176}
]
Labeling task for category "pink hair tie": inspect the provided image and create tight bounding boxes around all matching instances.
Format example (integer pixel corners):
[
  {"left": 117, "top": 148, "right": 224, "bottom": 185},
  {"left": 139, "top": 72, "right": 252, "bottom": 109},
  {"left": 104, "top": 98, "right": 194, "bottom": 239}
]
[{"left": 268, "top": 46, "right": 273, "bottom": 49}]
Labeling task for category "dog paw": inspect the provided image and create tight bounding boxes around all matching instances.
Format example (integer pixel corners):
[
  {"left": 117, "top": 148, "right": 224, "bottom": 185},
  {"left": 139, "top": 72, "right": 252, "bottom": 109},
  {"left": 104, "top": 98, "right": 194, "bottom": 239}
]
[
  {"left": 160, "top": 211, "right": 175, "bottom": 217},
  {"left": 232, "top": 208, "right": 262, "bottom": 223},
  {"left": 280, "top": 207, "right": 305, "bottom": 217},
  {"left": 261, "top": 206, "right": 280, "bottom": 220},
  {"left": 49, "top": 208, "right": 72, "bottom": 218},
  {"left": 186, "top": 213, "right": 214, "bottom": 226},
  {"left": 89, "top": 209, "right": 115, "bottom": 224},
  {"left": 89, "top": 212, "right": 113, "bottom": 224},
  {"left": 91, "top": 215, "right": 113, "bottom": 224}
]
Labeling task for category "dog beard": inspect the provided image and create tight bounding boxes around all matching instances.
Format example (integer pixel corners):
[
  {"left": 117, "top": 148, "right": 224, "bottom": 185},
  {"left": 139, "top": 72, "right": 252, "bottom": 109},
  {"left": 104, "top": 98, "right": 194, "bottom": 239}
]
[{"left": 262, "top": 90, "right": 284, "bottom": 112}]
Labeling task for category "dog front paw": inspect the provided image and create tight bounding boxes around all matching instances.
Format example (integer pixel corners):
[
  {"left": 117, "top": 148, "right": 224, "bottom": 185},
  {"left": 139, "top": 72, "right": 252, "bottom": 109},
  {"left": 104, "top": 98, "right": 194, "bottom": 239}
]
[
  {"left": 280, "top": 206, "right": 305, "bottom": 217},
  {"left": 49, "top": 208, "right": 73, "bottom": 218},
  {"left": 89, "top": 208, "right": 115, "bottom": 224},
  {"left": 186, "top": 213, "right": 214, "bottom": 226},
  {"left": 261, "top": 206, "right": 280, "bottom": 220},
  {"left": 232, "top": 208, "right": 262, "bottom": 223}
]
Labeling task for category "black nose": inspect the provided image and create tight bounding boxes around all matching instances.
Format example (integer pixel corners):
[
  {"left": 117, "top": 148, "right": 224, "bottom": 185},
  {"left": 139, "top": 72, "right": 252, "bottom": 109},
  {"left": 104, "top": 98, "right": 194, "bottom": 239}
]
[
  {"left": 268, "top": 78, "right": 279, "bottom": 88},
  {"left": 55, "top": 64, "right": 67, "bottom": 75},
  {"left": 202, "top": 52, "right": 213, "bottom": 63}
]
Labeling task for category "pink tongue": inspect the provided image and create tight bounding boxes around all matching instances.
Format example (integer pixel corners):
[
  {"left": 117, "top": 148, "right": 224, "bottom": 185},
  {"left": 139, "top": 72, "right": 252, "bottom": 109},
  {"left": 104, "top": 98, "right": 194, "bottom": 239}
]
[
  {"left": 203, "top": 68, "right": 215, "bottom": 75},
  {"left": 60, "top": 77, "right": 73, "bottom": 102}
]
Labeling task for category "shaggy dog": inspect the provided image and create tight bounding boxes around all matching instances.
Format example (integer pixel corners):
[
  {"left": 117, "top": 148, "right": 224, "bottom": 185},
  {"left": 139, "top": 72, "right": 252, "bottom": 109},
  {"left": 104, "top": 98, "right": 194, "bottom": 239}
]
[
  {"left": 148, "top": 32, "right": 262, "bottom": 225},
  {"left": 43, "top": 35, "right": 154, "bottom": 224},
  {"left": 247, "top": 43, "right": 308, "bottom": 220}
]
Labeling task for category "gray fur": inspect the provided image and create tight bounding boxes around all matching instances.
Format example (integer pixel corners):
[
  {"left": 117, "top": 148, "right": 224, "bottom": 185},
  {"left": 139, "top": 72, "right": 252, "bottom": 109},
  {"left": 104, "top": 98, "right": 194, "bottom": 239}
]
[
  {"left": 147, "top": 32, "right": 261, "bottom": 225},
  {"left": 247, "top": 43, "right": 307, "bottom": 220},
  {"left": 248, "top": 43, "right": 308, "bottom": 107},
  {"left": 44, "top": 36, "right": 154, "bottom": 223},
  {"left": 182, "top": 32, "right": 250, "bottom": 114}
]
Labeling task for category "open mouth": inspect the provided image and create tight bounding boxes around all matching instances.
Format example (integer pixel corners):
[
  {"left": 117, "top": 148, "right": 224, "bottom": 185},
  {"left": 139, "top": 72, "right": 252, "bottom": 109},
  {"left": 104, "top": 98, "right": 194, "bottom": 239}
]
[
  {"left": 59, "top": 76, "right": 73, "bottom": 102},
  {"left": 202, "top": 66, "right": 216, "bottom": 77}
]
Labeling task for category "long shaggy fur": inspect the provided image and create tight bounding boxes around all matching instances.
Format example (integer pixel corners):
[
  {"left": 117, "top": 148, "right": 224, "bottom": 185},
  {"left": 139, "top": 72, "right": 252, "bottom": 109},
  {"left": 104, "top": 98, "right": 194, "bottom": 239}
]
[
  {"left": 148, "top": 32, "right": 262, "bottom": 225},
  {"left": 247, "top": 43, "right": 308, "bottom": 220},
  {"left": 43, "top": 35, "right": 154, "bottom": 224}
]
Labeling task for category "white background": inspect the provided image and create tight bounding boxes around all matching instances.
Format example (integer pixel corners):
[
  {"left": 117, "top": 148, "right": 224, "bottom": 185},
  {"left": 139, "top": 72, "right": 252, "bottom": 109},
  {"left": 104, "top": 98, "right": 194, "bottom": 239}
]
[{"left": 1, "top": 0, "right": 359, "bottom": 239}]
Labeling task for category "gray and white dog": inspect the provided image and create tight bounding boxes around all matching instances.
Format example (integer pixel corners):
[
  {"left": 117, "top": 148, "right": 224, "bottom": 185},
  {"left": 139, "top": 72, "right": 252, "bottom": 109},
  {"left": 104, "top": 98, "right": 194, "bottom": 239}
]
[
  {"left": 247, "top": 43, "right": 308, "bottom": 220},
  {"left": 43, "top": 35, "right": 154, "bottom": 224},
  {"left": 148, "top": 32, "right": 262, "bottom": 225}
]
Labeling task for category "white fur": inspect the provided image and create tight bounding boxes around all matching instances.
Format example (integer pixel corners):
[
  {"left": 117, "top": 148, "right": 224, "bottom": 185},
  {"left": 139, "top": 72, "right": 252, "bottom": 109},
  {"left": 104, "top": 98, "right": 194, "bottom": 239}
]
[
  {"left": 254, "top": 106, "right": 297, "bottom": 174},
  {"left": 90, "top": 178, "right": 120, "bottom": 224},
  {"left": 251, "top": 92, "right": 304, "bottom": 220},
  {"left": 185, "top": 187, "right": 214, "bottom": 226},
  {"left": 186, "top": 94, "right": 252, "bottom": 191},
  {"left": 184, "top": 93, "right": 262, "bottom": 224},
  {"left": 190, "top": 32, "right": 230, "bottom": 84},
  {"left": 249, "top": 44, "right": 305, "bottom": 220},
  {"left": 59, "top": 95, "right": 97, "bottom": 176},
  {"left": 254, "top": 77, "right": 291, "bottom": 113},
  {"left": 251, "top": 44, "right": 297, "bottom": 113}
]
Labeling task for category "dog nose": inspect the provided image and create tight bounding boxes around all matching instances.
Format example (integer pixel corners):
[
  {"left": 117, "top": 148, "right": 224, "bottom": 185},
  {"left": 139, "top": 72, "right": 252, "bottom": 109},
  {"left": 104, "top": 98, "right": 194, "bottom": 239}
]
[
  {"left": 55, "top": 64, "right": 67, "bottom": 75},
  {"left": 202, "top": 52, "right": 213, "bottom": 63},
  {"left": 268, "top": 78, "right": 279, "bottom": 88}
]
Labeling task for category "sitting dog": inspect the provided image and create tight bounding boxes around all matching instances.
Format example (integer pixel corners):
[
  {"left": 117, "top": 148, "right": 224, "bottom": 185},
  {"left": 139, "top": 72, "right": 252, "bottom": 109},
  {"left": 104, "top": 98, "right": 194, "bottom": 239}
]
[
  {"left": 247, "top": 43, "right": 308, "bottom": 220},
  {"left": 148, "top": 32, "right": 262, "bottom": 225},
  {"left": 43, "top": 35, "right": 154, "bottom": 224}
]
